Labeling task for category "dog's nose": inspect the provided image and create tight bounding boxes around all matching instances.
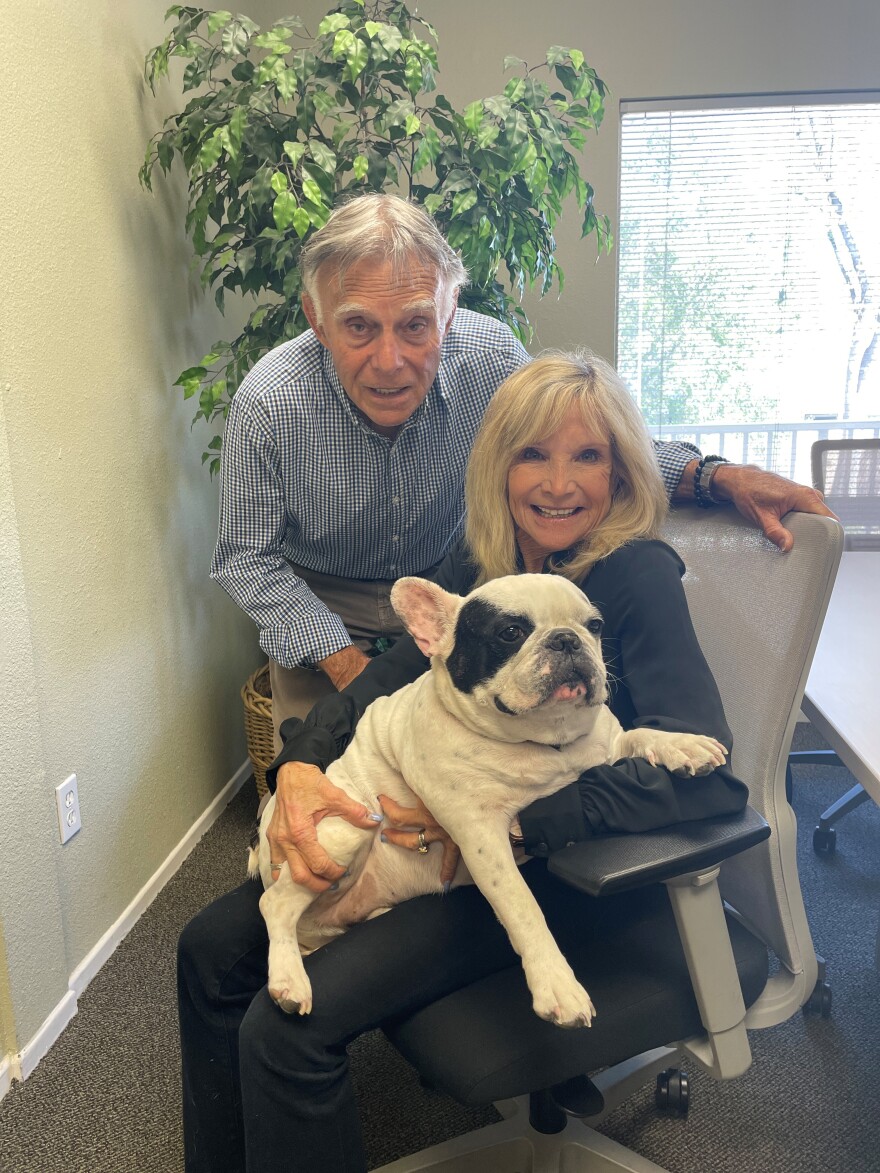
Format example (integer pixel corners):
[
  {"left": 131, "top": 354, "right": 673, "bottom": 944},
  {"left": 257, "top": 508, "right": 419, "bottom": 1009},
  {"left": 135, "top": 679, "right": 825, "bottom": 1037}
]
[{"left": 546, "top": 628, "right": 581, "bottom": 654}]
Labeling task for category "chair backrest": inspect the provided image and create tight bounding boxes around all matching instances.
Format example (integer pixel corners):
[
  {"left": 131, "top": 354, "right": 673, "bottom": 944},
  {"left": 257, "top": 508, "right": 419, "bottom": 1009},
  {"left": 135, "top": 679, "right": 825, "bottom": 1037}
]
[
  {"left": 812, "top": 438, "right": 880, "bottom": 550},
  {"left": 661, "top": 507, "right": 843, "bottom": 1021}
]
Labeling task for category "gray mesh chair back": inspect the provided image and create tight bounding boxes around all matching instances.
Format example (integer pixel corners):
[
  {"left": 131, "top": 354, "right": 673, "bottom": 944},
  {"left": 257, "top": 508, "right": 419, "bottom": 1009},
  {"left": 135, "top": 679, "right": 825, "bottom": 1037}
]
[
  {"left": 661, "top": 507, "right": 843, "bottom": 1023},
  {"left": 811, "top": 437, "right": 880, "bottom": 549}
]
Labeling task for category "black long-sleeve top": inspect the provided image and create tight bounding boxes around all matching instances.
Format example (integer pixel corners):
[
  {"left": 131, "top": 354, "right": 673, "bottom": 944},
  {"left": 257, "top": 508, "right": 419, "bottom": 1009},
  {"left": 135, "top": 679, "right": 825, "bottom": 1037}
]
[{"left": 266, "top": 537, "right": 748, "bottom": 856}]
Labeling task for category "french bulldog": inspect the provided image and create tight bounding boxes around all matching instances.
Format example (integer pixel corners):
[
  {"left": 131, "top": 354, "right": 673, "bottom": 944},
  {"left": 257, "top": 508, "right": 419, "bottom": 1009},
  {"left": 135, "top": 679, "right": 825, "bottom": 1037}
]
[{"left": 249, "top": 573, "right": 726, "bottom": 1028}]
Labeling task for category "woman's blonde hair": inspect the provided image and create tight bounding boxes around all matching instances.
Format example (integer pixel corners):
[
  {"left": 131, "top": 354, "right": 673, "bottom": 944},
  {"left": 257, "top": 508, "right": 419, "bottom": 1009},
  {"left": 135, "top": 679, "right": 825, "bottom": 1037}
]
[{"left": 465, "top": 351, "right": 667, "bottom": 585}]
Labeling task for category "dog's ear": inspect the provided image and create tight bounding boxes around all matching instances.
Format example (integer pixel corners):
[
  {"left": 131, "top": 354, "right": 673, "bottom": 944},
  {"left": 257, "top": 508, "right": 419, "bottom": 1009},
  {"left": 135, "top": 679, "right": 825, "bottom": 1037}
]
[{"left": 390, "top": 578, "right": 461, "bottom": 658}]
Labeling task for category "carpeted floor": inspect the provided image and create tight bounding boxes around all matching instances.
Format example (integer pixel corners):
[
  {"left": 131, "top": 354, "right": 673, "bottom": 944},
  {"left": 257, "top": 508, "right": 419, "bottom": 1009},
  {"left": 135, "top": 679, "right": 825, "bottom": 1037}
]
[{"left": 1, "top": 722, "right": 878, "bottom": 1172}]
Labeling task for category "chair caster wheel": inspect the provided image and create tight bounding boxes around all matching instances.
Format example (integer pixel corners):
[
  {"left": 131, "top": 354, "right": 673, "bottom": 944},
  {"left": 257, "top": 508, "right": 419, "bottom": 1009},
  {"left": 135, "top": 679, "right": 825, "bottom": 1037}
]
[
  {"left": 813, "top": 826, "right": 836, "bottom": 854},
  {"left": 803, "top": 979, "right": 832, "bottom": 1018},
  {"left": 655, "top": 1068, "right": 689, "bottom": 1118}
]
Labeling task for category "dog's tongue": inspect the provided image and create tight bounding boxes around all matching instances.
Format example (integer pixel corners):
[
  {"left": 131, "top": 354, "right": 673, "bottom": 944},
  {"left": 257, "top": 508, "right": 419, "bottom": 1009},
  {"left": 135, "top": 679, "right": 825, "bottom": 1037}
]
[{"left": 551, "top": 682, "right": 587, "bottom": 702}]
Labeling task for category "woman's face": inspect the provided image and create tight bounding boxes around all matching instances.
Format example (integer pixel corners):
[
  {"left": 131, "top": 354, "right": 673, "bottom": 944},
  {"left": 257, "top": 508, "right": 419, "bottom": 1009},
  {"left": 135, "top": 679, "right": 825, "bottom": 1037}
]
[{"left": 507, "top": 406, "right": 615, "bottom": 571}]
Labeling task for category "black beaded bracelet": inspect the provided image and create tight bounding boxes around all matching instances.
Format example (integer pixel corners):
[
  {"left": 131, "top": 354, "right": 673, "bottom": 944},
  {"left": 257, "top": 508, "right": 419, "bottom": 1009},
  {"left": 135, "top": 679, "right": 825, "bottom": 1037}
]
[{"left": 693, "top": 454, "right": 729, "bottom": 508}]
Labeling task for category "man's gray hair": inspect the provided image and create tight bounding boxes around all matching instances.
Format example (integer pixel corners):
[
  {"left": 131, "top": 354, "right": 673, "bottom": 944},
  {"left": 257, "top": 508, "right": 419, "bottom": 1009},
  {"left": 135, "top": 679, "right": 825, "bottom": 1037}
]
[{"left": 300, "top": 193, "right": 469, "bottom": 320}]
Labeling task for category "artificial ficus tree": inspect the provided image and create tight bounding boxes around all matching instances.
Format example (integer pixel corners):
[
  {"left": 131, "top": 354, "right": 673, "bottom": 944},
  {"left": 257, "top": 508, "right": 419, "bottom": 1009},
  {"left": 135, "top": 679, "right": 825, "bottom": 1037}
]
[{"left": 141, "top": 1, "right": 611, "bottom": 472}]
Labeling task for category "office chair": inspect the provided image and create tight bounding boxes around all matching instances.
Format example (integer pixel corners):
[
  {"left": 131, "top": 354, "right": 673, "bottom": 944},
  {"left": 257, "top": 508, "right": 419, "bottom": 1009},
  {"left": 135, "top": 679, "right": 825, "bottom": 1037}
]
[
  {"left": 372, "top": 509, "right": 843, "bottom": 1173},
  {"left": 811, "top": 437, "right": 880, "bottom": 551},
  {"left": 790, "top": 438, "right": 879, "bottom": 854}
]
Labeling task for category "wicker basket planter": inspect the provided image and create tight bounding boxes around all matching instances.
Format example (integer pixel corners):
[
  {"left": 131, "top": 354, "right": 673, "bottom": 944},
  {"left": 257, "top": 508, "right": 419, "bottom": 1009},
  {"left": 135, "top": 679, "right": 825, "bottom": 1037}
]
[{"left": 242, "top": 663, "right": 274, "bottom": 799}]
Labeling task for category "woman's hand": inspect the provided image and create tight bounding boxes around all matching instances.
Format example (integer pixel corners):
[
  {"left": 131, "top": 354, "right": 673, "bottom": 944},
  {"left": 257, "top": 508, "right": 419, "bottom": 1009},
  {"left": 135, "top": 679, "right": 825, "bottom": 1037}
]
[
  {"left": 267, "top": 762, "right": 383, "bottom": 893},
  {"left": 378, "top": 794, "right": 461, "bottom": 887}
]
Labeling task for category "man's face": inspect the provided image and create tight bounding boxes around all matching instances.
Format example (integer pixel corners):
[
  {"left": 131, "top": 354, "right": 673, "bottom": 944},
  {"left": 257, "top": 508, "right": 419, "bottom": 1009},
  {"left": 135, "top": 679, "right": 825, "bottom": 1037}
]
[{"left": 303, "top": 257, "right": 457, "bottom": 437}]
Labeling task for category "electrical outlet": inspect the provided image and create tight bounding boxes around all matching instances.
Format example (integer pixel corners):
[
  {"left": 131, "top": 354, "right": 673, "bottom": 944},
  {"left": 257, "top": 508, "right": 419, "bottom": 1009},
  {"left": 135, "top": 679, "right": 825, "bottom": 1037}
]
[{"left": 55, "top": 774, "right": 82, "bottom": 844}]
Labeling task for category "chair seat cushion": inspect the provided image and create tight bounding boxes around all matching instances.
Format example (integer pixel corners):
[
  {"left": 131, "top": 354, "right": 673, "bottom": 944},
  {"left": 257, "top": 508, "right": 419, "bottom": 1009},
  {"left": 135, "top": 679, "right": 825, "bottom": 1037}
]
[{"left": 384, "top": 885, "right": 768, "bottom": 1106}]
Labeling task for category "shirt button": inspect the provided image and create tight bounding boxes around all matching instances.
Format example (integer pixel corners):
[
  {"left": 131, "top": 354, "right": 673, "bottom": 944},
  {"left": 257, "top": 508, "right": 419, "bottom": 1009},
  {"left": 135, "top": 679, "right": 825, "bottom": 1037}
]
[
  {"left": 392, "top": 535, "right": 399, "bottom": 542},
  {"left": 392, "top": 496, "right": 400, "bottom": 505},
  {"left": 565, "top": 840, "right": 576, "bottom": 848}
]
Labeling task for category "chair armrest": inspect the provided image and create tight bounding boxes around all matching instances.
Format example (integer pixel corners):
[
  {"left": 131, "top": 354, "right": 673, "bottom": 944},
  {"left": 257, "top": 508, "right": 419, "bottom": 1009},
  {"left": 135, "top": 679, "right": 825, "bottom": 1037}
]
[{"left": 547, "top": 806, "right": 770, "bottom": 897}]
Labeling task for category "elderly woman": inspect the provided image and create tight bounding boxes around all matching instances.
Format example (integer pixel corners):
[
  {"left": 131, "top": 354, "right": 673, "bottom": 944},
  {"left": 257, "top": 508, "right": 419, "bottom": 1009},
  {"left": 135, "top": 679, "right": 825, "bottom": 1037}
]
[{"left": 178, "top": 352, "right": 748, "bottom": 1173}]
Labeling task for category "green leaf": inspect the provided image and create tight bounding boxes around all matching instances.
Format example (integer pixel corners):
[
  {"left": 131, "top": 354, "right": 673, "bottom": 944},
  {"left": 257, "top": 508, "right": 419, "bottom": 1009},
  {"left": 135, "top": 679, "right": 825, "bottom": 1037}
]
[
  {"left": 270, "top": 170, "right": 289, "bottom": 194},
  {"left": 332, "top": 29, "right": 357, "bottom": 58},
  {"left": 503, "top": 55, "right": 527, "bottom": 71},
  {"left": 272, "top": 190, "right": 298, "bottom": 230},
  {"left": 345, "top": 37, "right": 370, "bottom": 82},
  {"left": 404, "top": 54, "right": 423, "bottom": 96},
  {"left": 451, "top": 189, "right": 477, "bottom": 217},
  {"left": 364, "top": 20, "right": 381, "bottom": 39},
  {"left": 198, "top": 130, "right": 223, "bottom": 170},
  {"left": 404, "top": 113, "right": 421, "bottom": 136},
  {"left": 277, "top": 67, "right": 298, "bottom": 102},
  {"left": 317, "top": 12, "right": 351, "bottom": 36},
  {"left": 301, "top": 176, "right": 323, "bottom": 205},
  {"left": 292, "top": 207, "right": 311, "bottom": 237},
  {"left": 226, "top": 106, "right": 246, "bottom": 159},
  {"left": 308, "top": 142, "right": 336, "bottom": 174},
  {"left": 569, "top": 49, "right": 585, "bottom": 71},
  {"left": 476, "top": 120, "right": 500, "bottom": 149},
  {"left": 464, "top": 100, "right": 482, "bottom": 135},
  {"left": 283, "top": 141, "right": 307, "bottom": 168},
  {"left": 352, "top": 154, "right": 369, "bottom": 181},
  {"left": 312, "top": 89, "right": 338, "bottom": 115},
  {"left": 238, "top": 245, "right": 256, "bottom": 277},
  {"left": 221, "top": 20, "right": 251, "bottom": 57},
  {"left": 504, "top": 77, "right": 526, "bottom": 104},
  {"left": 206, "top": 11, "right": 233, "bottom": 36},
  {"left": 375, "top": 24, "right": 403, "bottom": 54}
]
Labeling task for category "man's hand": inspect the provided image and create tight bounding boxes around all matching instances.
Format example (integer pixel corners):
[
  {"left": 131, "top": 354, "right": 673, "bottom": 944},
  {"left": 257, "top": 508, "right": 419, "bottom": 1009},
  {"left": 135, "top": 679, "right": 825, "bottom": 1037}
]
[
  {"left": 319, "top": 645, "right": 371, "bottom": 691},
  {"left": 677, "top": 460, "right": 836, "bottom": 552},
  {"left": 378, "top": 794, "right": 461, "bottom": 888},
  {"left": 267, "top": 762, "right": 383, "bottom": 893}
]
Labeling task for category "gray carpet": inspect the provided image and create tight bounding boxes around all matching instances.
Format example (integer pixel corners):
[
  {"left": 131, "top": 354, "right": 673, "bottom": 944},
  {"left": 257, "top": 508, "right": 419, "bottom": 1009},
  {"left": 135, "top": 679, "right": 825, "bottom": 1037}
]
[{"left": 1, "top": 723, "right": 878, "bottom": 1172}]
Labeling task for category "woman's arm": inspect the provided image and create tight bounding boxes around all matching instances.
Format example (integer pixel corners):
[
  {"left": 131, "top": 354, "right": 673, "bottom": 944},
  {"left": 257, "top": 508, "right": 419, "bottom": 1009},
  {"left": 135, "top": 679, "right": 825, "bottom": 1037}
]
[{"left": 518, "top": 540, "right": 749, "bottom": 855}]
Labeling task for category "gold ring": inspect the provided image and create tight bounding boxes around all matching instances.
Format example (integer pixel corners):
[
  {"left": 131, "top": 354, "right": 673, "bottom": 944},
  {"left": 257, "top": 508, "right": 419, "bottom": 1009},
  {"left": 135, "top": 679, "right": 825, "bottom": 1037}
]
[{"left": 417, "top": 829, "right": 429, "bottom": 854}]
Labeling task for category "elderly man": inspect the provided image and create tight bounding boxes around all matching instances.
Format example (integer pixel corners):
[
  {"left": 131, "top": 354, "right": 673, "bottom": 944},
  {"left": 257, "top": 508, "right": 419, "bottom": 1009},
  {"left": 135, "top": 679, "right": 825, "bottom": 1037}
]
[{"left": 212, "top": 194, "right": 828, "bottom": 754}]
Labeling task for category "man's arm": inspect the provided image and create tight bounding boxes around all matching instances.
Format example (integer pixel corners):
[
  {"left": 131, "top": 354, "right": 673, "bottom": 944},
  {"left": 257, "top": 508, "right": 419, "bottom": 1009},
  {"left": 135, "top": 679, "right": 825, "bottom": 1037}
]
[
  {"left": 671, "top": 457, "right": 834, "bottom": 552},
  {"left": 211, "top": 389, "right": 362, "bottom": 675}
]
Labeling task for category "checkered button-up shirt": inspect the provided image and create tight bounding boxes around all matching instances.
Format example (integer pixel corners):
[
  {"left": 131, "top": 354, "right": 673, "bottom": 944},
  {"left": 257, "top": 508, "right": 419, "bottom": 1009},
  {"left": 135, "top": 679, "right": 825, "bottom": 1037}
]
[{"left": 211, "top": 310, "right": 699, "bottom": 668}]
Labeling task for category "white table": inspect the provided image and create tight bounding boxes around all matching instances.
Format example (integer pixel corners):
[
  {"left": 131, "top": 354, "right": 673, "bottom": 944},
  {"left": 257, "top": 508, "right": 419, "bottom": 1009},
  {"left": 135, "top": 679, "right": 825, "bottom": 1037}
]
[
  {"left": 800, "top": 551, "right": 880, "bottom": 963},
  {"left": 801, "top": 552, "right": 880, "bottom": 807}
]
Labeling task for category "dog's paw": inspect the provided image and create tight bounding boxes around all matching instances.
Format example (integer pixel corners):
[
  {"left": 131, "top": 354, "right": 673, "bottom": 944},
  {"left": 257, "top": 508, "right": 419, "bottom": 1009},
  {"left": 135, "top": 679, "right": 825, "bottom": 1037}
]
[
  {"left": 642, "top": 732, "right": 727, "bottom": 777},
  {"left": 267, "top": 943, "right": 313, "bottom": 1016},
  {"left": 529, "top": 963, "right": 595, "bottom": 1029}
]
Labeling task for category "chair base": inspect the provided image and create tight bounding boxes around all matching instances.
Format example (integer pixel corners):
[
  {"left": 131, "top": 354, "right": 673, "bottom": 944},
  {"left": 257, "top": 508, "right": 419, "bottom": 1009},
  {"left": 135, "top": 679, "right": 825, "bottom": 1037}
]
[
  {"left": 371, "top": 1095, "right": 671, "bottom": 1172},
  {"left": 372, "top": 1049, "right": 681, "bottom": 1173}
]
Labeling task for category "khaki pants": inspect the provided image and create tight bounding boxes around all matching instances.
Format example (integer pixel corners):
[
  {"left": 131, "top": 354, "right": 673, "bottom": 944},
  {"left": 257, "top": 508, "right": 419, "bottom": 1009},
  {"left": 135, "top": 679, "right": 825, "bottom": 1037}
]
[{"left": 268, "top": 561, "right": 410, "bottom": 755}]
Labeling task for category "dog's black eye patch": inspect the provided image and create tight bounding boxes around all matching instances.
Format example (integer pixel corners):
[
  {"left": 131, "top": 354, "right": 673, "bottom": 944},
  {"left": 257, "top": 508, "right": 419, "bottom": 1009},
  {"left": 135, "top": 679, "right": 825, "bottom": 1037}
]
[{"left": 446, "top": 599, "right": 535, "bottom": 693}]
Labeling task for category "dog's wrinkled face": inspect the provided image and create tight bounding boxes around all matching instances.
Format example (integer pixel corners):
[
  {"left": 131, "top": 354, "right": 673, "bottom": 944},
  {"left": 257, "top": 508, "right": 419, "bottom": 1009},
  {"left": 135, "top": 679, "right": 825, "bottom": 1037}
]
[
  {"left": 391, "top": 574, "right": 608, "bottom": 728},
  {"left": 445, "top": 575, "right": 607, "bottom": 716}
]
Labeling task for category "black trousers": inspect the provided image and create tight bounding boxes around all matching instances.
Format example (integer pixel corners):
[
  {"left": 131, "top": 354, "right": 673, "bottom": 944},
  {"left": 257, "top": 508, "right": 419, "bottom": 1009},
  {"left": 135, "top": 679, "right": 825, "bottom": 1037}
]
[{"left": 177, "top": 862, "right": 604, "bottom": 1173}]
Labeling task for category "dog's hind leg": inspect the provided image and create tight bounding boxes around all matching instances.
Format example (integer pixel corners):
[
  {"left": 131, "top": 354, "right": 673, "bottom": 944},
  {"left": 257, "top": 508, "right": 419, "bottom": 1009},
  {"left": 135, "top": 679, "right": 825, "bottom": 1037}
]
[{"left": 260, "top": 867, "right": 321, "bottom": 1015}]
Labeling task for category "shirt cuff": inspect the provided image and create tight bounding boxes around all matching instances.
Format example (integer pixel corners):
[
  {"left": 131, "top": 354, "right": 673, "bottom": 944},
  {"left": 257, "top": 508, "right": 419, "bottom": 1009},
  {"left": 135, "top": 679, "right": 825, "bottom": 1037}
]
[
  {"left": 653, "top": 440, "right": 702, "bottom": 501},
  {"left": 518, "top": 785, "right": 591, "bottom": 857}
]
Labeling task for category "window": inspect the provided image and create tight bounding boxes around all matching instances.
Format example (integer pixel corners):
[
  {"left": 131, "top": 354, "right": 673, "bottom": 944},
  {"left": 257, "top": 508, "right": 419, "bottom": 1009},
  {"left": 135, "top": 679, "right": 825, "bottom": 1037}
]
[{"left": 617, "top": 95, "right": 880, "bottom": 480}]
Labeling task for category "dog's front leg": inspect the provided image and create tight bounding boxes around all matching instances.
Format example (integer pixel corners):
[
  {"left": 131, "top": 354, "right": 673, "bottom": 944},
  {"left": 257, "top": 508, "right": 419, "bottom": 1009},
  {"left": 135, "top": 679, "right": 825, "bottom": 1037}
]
[
  {"left": 259, "top": 866, "right": 321, "bottom": 1015},
  {"left": 453, "top": 818, "right": 594, "bottom": 1028},
  {"left": 616, "top": 728, "right": 727, "bottom": 776}
]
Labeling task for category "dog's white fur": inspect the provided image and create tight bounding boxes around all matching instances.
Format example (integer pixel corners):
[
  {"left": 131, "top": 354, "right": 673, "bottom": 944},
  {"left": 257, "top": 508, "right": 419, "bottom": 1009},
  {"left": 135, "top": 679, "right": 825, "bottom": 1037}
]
[{"left": 249, "top": 574, "right": 726, "bottom": 1028}]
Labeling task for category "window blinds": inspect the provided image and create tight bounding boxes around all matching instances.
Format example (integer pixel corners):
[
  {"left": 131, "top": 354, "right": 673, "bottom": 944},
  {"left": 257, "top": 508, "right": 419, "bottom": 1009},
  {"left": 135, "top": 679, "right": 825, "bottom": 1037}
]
[{"left": 617, "top": 97, "right": 880, "bottom": 441}]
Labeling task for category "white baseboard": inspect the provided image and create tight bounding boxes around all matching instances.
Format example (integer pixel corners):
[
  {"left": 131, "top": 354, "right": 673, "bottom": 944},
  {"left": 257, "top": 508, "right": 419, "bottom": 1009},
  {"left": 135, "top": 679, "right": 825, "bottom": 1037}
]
[
  {"left": 18, "top": 990, "right": 77, "bottom": 1081},
  {"left": 1, "top": 758, "right": 251, "bottom": 1101},
  {"left": 0, "top": 1052, "right": 16, "bottom": 1101}
]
